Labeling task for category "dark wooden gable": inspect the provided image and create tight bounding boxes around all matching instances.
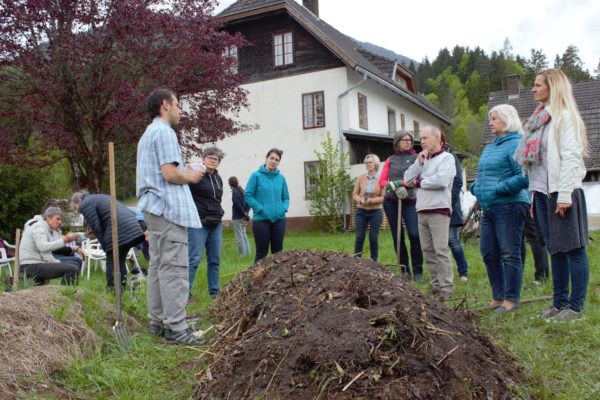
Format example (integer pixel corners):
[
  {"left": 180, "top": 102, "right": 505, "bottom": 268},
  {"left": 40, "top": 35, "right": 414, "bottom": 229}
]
[{"left": 225, "top": 11, "right": 344, "bottom": 84}]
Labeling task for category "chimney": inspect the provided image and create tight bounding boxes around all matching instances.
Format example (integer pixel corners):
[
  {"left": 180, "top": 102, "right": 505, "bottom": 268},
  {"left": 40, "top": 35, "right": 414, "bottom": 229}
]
[
  {"left": 506, "top": 74, "right": 520, "bottom": 99},
  {"left": 302, "top": 0, "right": 319, "bottom": 17}
]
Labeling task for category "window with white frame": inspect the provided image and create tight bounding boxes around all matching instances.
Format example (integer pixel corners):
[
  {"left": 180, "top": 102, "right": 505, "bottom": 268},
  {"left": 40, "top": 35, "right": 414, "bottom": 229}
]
[
  {"left": 401, "top": 114, "right": 406, "bottom": 130},
  {"left": 304, "top": 161, "right": 321, "bottom": 194},
  {"left": 222, "top": 45, "right": 238, "bottom": 74},
  {"left": 273, "top": 32, "right": 294, "bottom": 67},
  {"left": 302, "top": 91, "right": 325, "bottom": 129},
  {"left": 413, "top": 120, "right": 420, "bottom": 135}
]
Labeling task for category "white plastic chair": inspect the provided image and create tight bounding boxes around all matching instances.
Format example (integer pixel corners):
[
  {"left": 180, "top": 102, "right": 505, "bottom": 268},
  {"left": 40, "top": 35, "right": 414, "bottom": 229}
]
[
  {"left": 126, "top": 247, "right": 140, "bottom": 273},
  {"left": 81, "top": 239, "right": 106, "bottom": 280},
  {"left": 0, "top": 240, "right": 15, "bottom": 279}
]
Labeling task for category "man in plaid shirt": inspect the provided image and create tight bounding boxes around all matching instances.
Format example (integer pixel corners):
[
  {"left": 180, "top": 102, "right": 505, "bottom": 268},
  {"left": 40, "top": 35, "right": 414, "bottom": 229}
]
[{"left": 136, "top": 89, "right": 206, "bottom": 346}]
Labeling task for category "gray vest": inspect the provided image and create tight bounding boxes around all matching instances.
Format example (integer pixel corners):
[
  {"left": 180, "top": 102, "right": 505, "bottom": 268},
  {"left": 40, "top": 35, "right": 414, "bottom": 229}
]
[{"left": 388, "top": 152, "right": 417, "bottom": 199}]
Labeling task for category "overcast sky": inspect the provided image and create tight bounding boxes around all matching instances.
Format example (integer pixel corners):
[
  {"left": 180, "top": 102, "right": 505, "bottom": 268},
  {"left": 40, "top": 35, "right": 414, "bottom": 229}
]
[{"left": 215, "top": 0, "right": 600, "bottom": 72}]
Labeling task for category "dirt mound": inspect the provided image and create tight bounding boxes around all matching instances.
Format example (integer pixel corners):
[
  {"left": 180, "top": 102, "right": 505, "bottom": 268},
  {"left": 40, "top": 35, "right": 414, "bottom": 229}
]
[
  {"left": 193, "top": 250, "right": 522, "bottom": 400},
  {"left": 0, "top": 285, "right": 98, "bottom": 399}
]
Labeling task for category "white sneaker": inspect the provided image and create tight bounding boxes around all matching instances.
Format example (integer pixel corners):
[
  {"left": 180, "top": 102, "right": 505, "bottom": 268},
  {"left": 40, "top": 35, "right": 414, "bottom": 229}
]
[{"left": 459, "top": 276, "right": 468, "bottom": 283}]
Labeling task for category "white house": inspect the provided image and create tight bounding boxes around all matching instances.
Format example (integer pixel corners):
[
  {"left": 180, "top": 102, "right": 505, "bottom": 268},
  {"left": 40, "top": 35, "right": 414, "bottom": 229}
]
[{"left": 211, "top": 0, "right": 452, "bottom": 229}]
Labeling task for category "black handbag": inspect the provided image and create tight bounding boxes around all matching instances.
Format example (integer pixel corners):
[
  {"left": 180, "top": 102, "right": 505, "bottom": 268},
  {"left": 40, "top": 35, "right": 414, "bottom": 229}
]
[{"left": 201, "top": 216, "right": 222, "bottom": 229}]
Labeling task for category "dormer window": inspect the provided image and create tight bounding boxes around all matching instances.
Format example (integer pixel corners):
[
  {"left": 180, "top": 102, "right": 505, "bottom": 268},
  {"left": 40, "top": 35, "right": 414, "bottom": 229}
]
[
  {"left": 273, "top": 32, "right": 294, "bottom": 67},
  {"left": 222, "top": 45, "right": 238, "bottom": 74}
]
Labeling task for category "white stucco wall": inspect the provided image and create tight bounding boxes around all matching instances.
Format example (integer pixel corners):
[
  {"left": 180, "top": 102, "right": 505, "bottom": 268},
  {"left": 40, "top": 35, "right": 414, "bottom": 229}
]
[
  {"left": 212, "top": 67, "right": 348, "bottom": 220},
  {"left": 209, "top": 66, "right": 450, "bottom": 221},
  {"left": 343, "top": 70, "right": 445, "bottom": 139}
]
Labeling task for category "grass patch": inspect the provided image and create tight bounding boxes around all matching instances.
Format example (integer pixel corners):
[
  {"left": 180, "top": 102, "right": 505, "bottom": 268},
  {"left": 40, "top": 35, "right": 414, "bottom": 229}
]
[{"left": 8, "top": 228, "right": 600, "bottom": 399}]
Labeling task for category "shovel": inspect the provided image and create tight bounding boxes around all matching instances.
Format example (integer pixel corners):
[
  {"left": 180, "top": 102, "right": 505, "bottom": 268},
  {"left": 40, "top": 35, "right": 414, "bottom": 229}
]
[
  {"left": 109, "top": 142, "right": 130, "bottom": 350},
  {"left": 396, "top": 197, "right": 405, "bottom": 276}
]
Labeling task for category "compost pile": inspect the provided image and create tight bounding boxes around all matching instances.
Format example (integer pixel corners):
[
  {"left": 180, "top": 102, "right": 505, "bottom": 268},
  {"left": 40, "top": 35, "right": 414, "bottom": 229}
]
[
  {"left": 194, "top": 250, "right": 521, "bottom": 400},
  {"left": 0, "top": 286, "right": 98, "bottom": 399}
]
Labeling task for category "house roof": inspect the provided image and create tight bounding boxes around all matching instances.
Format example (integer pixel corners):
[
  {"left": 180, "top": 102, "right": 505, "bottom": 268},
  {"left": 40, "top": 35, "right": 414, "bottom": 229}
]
[
  {"left": 482, "top": 80, "right": 600, "bottom": 172},
  {"left": 219, "top": 0, "right": 452, "bottom": 125}
]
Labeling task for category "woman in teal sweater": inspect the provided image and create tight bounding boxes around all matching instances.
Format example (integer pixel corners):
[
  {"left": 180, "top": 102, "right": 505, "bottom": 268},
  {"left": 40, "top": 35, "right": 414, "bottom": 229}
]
[
  {"left": 471, "top": 104, "right": 529, "bottom": 313},
  {"left": 245, "top": 149, "right": 290, "bottom": 262}
]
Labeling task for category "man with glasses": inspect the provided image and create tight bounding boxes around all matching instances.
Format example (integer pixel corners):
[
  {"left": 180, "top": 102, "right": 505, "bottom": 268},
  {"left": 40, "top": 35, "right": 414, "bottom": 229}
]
[
  {"left": 187, "top": 147, "right": 225, "bottom": 302},
  {"left": 136, "top": 89, "right": 206, "bottom": 345}
]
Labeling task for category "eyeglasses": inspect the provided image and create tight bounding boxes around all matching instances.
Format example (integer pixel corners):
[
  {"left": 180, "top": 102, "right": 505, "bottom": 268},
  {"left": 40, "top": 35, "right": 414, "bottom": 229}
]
[
  {"left": 364, "top": 161, "right": 374, "bottom": 164},
  {"left": 204, "top": 155, "right": 220, "bottom": 162},
  {"left": 399, "top": 139, "right": 412, "bottom": 143}
]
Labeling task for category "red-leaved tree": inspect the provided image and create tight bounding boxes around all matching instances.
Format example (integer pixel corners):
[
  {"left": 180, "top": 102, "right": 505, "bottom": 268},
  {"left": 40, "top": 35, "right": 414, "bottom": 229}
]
[{"left": 0, "top": 0, "right": 250, "bottom": 191}]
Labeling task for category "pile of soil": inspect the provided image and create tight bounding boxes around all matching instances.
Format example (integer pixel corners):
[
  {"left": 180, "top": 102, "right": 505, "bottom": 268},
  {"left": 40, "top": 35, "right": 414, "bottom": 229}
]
[
  {"left": 193, "top": 250, "right": 522, "bottom": 400},
  {"left": 0, "top": 286, "right": 98, "bottom": 399}
]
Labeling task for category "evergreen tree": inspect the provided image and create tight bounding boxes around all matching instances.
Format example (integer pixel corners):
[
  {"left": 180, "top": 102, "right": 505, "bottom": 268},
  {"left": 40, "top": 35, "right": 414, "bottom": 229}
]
[
  {"left": 554, "top": 54, "right": 563, "bottom": 68},
  {"left": 524, "top": 49, "right": 549, "bottom": 86},
  {"left": 594, "top": 58, "right": 600, "bottom": 79},
  {"left": 560, "top": 45, "right": 591, "bottom": 82}
]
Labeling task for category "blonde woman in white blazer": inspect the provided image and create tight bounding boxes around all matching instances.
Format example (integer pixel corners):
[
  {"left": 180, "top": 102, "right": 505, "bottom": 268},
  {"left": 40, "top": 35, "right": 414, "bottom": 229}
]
[{"left": 515, "top": 68, "right": 589, "bottom": 322}]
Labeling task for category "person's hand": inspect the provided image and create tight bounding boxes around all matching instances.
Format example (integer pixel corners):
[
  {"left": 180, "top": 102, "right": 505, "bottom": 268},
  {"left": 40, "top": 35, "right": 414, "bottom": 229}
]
[
  {"left": 76, "top": 247, "right": 86, "bottom": 260},
  {"left": 395, "top": 186, "right": 408, "bottom": 199},
  {"left": 417, "top": 150, "right": 429, "bottom": 165},
  {"left": 530, "top": 204, "right": 535, "bottom": 219},
  {"left": 385, "top": 180, "right": 403, "bottom": 194},
  {"left": 556, "top": 202, "right": 571, "bottom": 218},
  {"left": 63, "top": 232, "right": 79, "bottom": 243},
  {"left": 184, "top": 165, "right": 204, "bottom": 183}
]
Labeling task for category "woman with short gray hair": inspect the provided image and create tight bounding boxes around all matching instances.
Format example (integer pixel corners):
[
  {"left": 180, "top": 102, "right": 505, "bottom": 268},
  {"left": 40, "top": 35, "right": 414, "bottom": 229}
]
[{"left": 19, "top": 207, "right": 80, "bottom": 285}]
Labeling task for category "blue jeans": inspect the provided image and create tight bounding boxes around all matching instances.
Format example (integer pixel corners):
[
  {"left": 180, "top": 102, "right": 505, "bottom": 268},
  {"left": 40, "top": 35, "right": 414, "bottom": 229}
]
[
  {"left": 232, "top": 219, "right": 251, "bottom": 256},
  {"left": 354, "top": 208, "right": 383, "bottom": 261},
  {"left": 448, "top": 226, "right": 468, "bottom": 277},
  {"left": 383, "top": 198, "right": 423, "bottom": 276},
  {"left": 534, "top": 192, "right": 589, "bottom": 312},
  {"left": 252, "top": 219, "right": 286, "bottom": 263},
  {"left": 188, "top": 224, "right": 222, "bottom": 298},
  {"left": 480, "top": 202, "right": 527, "bottom": 303}
]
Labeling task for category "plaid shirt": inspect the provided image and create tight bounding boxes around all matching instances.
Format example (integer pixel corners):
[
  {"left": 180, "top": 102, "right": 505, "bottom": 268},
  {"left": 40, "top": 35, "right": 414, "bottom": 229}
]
[{"left": 136, "top": 118, "right": 201, "bottom": 228}]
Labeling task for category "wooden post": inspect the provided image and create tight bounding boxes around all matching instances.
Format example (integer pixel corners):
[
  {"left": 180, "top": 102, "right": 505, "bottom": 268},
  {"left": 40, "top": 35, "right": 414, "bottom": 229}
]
[{"left": 12, "top": 228, "right": 21, "bottom": 290}]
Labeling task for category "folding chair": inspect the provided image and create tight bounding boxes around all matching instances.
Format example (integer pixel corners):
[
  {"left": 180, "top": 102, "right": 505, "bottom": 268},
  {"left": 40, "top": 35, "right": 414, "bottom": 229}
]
[
  {"left": 0, "top": 242, "right": 14, "bottom": 279},
  {"left": 81, "top": 239, "right": 106, "bottom": 280}
]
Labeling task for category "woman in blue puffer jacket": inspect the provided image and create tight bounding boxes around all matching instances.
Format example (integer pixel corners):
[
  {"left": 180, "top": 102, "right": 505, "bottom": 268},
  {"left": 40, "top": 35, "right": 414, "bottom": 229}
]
[
  {"left": 245, "top": 148, "right": 290, "bottom": 262},
  {"left": 471, "top": 104, "right": 529, "bottom": 313}
]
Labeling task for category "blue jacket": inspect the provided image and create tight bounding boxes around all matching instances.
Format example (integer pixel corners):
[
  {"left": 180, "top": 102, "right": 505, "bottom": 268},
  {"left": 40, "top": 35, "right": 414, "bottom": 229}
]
[
  {"left": 245, "top": 165, "right": 290, "bottom": 222},
  {"left": 471, "top": 132, "right": 530, "bottom": 210}
]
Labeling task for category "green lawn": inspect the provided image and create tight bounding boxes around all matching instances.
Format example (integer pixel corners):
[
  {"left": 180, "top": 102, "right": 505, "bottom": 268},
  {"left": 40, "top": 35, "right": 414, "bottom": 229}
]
[{"left": 9, "top": 228, "right": 600, "bottom": 399}]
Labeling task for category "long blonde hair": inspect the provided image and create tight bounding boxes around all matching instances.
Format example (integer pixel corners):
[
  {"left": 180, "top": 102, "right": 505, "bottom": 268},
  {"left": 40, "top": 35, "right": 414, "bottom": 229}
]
[{"left": 538, "top": 68, "right": 589, "bottom": 156}]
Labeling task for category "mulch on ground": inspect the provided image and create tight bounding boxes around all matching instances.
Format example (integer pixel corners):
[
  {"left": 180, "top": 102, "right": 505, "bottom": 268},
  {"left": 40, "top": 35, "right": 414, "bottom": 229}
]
[
  {"left": 194, "top": 250, "right": 522, "bottom": 400},
  {"left": 0, "top": 285, "right": 97, "bottom": 400}
]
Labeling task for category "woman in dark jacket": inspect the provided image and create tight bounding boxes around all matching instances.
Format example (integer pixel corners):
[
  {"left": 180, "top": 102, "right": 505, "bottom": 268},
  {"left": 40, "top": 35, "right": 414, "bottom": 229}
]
[
  {"left": 70, "top": 191, "right": 145, "bottom": 288},
  {"left": 229, "top": 176, "right": 251, "bottom": 257},
  {"left": 379, "top": 131, "right": 423, "bottom": 280},
  {"left": 471, "top": 104, "right": 529, "bottom": 313},
  {"left": 449, "top": 153, "right": 468, "bottom": 281}
]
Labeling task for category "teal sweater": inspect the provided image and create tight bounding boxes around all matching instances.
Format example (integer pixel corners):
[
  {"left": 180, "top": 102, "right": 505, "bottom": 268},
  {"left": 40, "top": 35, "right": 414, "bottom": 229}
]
[
  {"left": 244, "top": 165, "right": 290, "bottom": 222},
  {"left": 471, "top": 132, "right": 530, "bottom": 210}
]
